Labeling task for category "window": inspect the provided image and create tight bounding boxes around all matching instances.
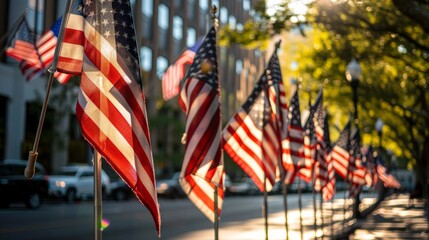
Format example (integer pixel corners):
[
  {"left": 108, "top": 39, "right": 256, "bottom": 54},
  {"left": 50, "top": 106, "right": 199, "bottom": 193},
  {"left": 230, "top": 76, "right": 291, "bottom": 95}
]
[
  {"left": 157, "top": 56, "right": 168, "bottom": 79},
  {"left": 220, "top": 7, "right": 228, "bottom": 24},
  {"left": 199, "top": 0, "right": 208, "bottom": 10},
  {"left": 28, "top": 0, "right": 45, "bottom": 35},
  {"left": 142, "top": 0, "right": 153, "bottom": 17},
  {"left": 186, "top": 28, "right": 196, "bottom": 47},
  {"left": 140, "top": 46, "right": 152, "bottom": 71},
  {"left": 229, "top": 16, "right": 236, "bottom": 29},
  {"left": 158, "top": 4, "right": 169, "bottom": 29},
  {"left": 236, "top": 60, "right": 243, "bottom": 74},
  {"left": 173, "top": 16, "right": 183, "bottom": 40},
  {"left": 243, "top": 0, "right": 250, "bottom": 11}
]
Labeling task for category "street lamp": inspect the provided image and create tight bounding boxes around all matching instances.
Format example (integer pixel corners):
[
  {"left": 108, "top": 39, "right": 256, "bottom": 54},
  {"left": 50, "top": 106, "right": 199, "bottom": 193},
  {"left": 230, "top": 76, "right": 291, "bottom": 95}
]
[
  {"left": 346, "top": 58, "right": 362, "bottom": 218},
  {"left": 346, "top": 58, "right": 362, "bottom": 124},
  {"left": 375, "top": 118, "right": 384, "bottom": 150}
]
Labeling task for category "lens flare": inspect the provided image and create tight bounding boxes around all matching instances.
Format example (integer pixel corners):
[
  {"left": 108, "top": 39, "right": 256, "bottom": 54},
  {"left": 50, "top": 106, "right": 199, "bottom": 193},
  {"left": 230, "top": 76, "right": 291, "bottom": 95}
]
[{"left": 101, "top": 218, "right": 110, "bottom": 231}]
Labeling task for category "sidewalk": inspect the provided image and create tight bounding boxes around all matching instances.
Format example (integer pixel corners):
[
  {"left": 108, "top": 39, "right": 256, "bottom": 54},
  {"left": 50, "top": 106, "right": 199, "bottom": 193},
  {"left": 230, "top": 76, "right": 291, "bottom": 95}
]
[
  {"left": 174, "top": 193, "right": 427, "bottom": 239},
  {"left": 347, "top": 194, "right": 428, "bottom": 240}
]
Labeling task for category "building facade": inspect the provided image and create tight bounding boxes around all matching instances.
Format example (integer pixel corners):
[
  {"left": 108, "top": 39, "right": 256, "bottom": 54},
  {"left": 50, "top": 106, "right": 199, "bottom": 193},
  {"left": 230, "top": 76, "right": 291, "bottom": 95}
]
[{"left": 0, "top": 0, "right": 262, "bottom": 174}]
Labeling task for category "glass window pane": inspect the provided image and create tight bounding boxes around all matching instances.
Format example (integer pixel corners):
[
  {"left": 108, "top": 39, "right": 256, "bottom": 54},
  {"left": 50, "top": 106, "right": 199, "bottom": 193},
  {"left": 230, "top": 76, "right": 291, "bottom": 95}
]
[
  {"left": 158, "top": 4, "right": 169, "bottom": 29},
  {"left": 173, "top": 16, "right": 183, "bottom": 40},
  {"left": 243, "top": 0, "right": 250, "bottom": 11},
  {"left": 229, "top": 16, "right": 236, "bottom": 28},
  {"left": 199, "top": 0, "right": 208, "bottom": 10},
  {"left": 220, "top": 7, "right": 228, "bottom": 24},
  {"left": 140, "top": 46, "right": 152, "bottom": 71},
  {"left": 157, "top": 56, "right": 168, "bottom": 79},
  {"left": 236, "top": 59, "right": 243, "bottom": 74},
  {"left": 142, "top": 0, "right": 153, "bottom": 16},
  {"left": 187, "top": 28, "right": 196, "bottom": 47}
]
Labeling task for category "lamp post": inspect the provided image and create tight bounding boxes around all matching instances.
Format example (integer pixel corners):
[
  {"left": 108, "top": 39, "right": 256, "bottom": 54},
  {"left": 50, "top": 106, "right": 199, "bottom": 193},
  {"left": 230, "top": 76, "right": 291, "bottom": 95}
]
[
  {"left": 346, "top": 58, "right": 362, "bottom": 218},
  {"left": 375, "top": 118, "right": 384, "bottom": 150},
  {"left": 346, "top": 59, "right": 362, "bottom": 124}
]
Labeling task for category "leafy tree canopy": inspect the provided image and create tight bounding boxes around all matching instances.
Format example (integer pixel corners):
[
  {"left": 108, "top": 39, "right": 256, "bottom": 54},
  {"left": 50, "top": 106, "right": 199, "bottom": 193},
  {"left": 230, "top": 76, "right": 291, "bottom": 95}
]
[{"left": 219, "top": 0, "right": 429, "bottom": 184}]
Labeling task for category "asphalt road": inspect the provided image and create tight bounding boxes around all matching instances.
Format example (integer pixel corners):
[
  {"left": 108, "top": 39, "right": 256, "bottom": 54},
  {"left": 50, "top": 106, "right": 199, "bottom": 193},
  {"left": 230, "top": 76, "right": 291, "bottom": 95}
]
[{"left": 0, "top": 193, "right": 321, "bottom": 240}]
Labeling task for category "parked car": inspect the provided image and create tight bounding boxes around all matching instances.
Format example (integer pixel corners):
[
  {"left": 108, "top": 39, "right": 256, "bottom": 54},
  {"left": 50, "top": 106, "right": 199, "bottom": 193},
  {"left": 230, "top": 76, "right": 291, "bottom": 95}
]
[
  {"left": 228, "top": 178, "right": 260, "bottom": 196},
  {"left": 0, "top": 159, "right": 49, "bottom": 209},
  {"left": 109, "top": 178, "right": 133, "bottom": 201},
  {"left": 287, "top": 181, "right": 312, "bottom": 193},
  {"left": 156, "top": 172, "right": 185, "bottom": 199},
  {"left": 48, "top": 165, "right": 111, "bottom": 203}
]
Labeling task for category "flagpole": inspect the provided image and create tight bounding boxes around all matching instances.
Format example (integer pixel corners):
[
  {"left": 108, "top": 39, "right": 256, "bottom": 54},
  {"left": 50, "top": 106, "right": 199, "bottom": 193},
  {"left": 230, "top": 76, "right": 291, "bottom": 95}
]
[
  {"left": 271, "top": 40, "right": 289, "bottom": 240},
  {"left": 214, "top": 185, "right": 219, "bottom": 240},
  {"left": 25, "top": 0, "right": 73, "bottom": 179},
  {"left": 94, "top": 150, "right": 103, "bottom": 240},
  {"left": 210, "top": 5, "right": 220, "bottom": 240},
  {"left": 298, "top": 176, "right": 304, "bottom": 240},
  {"left": 343, "top": 120, "right": 351, "bottom": 234},
  {"left": 312, "top": 171, "right": 318, "bottom": 239},
  {"left": 330, "top": 195, "right": 334, "bottom": 238},
  {"left": 319, "top": 192, "right": 324, "bottom": 239},
  {"left": 282, "top": 182, "right": 289, "bottom": 240},
  {"left": 263, "top": 173, "right": 268, "bottom": 240}
]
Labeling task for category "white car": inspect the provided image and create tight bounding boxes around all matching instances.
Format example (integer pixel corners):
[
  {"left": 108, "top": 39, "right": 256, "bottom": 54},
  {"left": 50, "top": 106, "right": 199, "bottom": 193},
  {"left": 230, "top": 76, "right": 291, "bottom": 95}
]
[{"left": 48, "top": 165, "right": 111, "bottom": 203}]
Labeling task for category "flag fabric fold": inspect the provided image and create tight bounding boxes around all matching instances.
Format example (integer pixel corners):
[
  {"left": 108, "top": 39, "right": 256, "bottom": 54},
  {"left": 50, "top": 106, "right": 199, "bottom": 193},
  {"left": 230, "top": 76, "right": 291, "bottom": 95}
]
[
  {"left": 56, "top": 0, "right": 160, "bottom": 234},
  {"left": 331, "top": 120, "right": 351, "bottom": 181},
  {"left": 162, "top": 40, "right": 201, "bottom": 101},
  {"left": 223, "top": 49, "right": 282, "bottom": 194},
  {"left": 311, "top": 90, "right": 335, "bottom": 201},
  {"left": 300, "top": 92, "right": 321, "bottom": 183},
  {"left": 178, "top": 27, "right": 225, "bottom": 222},
  {"left": 282, "top": 89, "right": 304, "bottom": 184},
  {"left": 376, "top": 157, "right": 401, "bottom": 189}
]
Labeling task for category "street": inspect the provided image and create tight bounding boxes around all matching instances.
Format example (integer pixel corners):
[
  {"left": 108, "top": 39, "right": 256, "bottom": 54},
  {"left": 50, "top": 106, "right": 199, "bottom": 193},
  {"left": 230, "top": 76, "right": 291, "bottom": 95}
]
[
  {"left": 0, "top": 192, "right": 347, "bottom": 240},
  {"left": 0, "top": 191, "right": 380, "bottom": 240}
]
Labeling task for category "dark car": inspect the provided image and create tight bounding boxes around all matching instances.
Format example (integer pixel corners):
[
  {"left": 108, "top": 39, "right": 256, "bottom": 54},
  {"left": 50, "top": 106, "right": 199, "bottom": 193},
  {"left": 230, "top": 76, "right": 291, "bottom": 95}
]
[
  {"left": 0, "top": 159, "right": 49, "bottom": 209},
  {"left": 109, "top": 179, "right": 133, "bottom": 201},
  {"left": 156, "top": 172, "right": 185, "bottom": 199},
  {"left": 228, "top": 178, "right": 260, "bottom": 196}
]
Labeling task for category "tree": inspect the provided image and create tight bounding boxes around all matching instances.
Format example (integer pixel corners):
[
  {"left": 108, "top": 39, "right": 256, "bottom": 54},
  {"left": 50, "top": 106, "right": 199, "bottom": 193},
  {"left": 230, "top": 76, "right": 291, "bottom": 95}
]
[{"left": 219, "top": 0, "right": 429, "bottom": 188}]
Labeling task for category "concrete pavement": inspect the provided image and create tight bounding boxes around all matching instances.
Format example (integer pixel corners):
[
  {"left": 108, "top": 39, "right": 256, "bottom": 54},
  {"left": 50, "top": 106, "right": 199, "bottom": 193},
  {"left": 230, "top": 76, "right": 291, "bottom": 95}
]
[
  {"left": 175, "top": 193, "right": 427, "bottom": 239},
  {"left": 348, "top": 194, "right": 428, "bottom": 240}
]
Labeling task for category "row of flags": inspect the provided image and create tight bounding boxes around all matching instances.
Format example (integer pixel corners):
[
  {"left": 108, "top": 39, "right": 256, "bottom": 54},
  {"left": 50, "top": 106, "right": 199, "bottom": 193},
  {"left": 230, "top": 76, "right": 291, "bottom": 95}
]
[
  {"left": 5, "top": 14, "right": 72, "bottom": 83},
  {"left": 3, "top": 1, "right": 400, "bottom": 236},
  {"left": 171, "top": 28, "right": 400, "bottom": 235}
]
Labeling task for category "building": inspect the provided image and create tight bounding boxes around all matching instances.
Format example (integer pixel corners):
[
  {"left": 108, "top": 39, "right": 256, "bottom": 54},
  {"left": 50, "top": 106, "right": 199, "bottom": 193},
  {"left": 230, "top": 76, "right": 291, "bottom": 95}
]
[{"left": 0, "top": 0, "right": 263, "bottom": 174}]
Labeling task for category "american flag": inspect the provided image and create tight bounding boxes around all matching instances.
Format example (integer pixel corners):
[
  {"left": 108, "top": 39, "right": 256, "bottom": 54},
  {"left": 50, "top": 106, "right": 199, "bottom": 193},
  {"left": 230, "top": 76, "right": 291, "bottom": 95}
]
[
  {"left": 55, "top": 0, "right": 160, "bottom": 234},
  {"left": 266, "top": 42, "right": 288, "bottom": 141},
  {"left": 311, "top": 91, "right": 334, "bottom": 200},
  {"left": 376, "top": 157, "right": 400, "bottom": 189},
  {"left": 282, "top": 89, "right": 304, "bottom": 184},
  {"left": 223, "top": 51, "right": 281, "bottom": 193},
  {"left": 265, "top": 46, "right": 289, "bottom": 183},
  {"left": 348, "top": 130, "right": 365, "bottom": 198},
  {"left": 300, "top": 92, "right": 321, "bottom": 183},
  {"left": 320, "top": 110, "right": 336, "bottom": 201},
  {"left": 20, "top": 17, "right": 73, "bottom": 83},
  {"left": 178, "top": 27, "right": 225, "bottom": 222},
  {"left": 162, "top": 40, "right": 201, "bottom": 101},
  {"left": 348, "top": 130, "right": 368, "bottom": 186},
  {"left": 5, "top": 17, "right": 41, "bottom": 72},
  {"left": 331, "top": 120, "right": 351, "bottom": 180}
]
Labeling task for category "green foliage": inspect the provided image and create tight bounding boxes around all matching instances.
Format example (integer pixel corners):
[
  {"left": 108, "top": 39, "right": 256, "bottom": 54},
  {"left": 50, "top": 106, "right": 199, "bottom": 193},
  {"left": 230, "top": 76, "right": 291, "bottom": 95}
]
[{"left": 221, "top": 0, "right": 429, "bottom": 183}]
